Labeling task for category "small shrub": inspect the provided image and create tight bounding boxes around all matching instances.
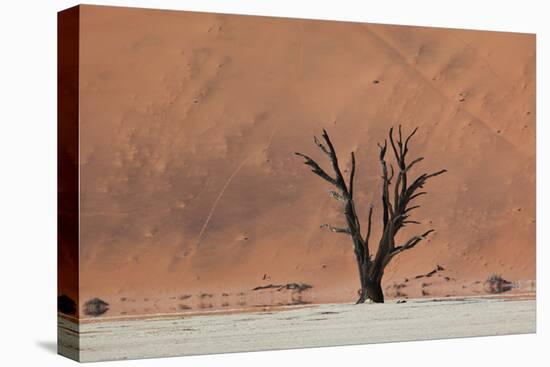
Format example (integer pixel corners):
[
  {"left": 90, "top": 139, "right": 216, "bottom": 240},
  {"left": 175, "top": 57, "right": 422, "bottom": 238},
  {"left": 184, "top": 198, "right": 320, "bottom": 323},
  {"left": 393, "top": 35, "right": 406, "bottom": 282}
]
[
  {"left": 484, "top": 274, "right": 513, "bottom": 294},
  {"left": 83, "top": 298, "right": 110, "bottom": 316}
]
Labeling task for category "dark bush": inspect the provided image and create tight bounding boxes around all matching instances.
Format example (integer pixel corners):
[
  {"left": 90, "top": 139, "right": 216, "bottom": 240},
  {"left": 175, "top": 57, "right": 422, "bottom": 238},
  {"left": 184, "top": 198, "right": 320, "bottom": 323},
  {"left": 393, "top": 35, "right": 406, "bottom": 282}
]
[
  {"left": 83, "top": 298, "right": 110, "bottom": 316},
  {"left": 484, "top": 274, "right": 513, "bottom": 294}
]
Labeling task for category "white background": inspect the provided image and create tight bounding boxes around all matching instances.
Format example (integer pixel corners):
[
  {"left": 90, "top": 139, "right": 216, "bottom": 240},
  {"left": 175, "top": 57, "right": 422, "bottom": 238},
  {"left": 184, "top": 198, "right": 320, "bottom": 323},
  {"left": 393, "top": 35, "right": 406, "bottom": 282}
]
[{"left": 0, "top": 0, "right": 547, "bottom": 366}]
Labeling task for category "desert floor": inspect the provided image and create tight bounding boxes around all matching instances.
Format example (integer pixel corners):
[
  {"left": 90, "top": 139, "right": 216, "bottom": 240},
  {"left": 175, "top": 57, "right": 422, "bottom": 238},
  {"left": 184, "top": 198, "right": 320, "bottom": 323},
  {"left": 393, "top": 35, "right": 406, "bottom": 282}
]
[{"left": 59, "top": 296, "right": 535, "bottom": 362}]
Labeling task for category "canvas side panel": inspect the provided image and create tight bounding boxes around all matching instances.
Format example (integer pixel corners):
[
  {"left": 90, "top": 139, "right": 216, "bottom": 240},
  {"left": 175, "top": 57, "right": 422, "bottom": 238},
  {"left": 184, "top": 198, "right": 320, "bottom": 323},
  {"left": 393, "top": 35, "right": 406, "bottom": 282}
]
[{"left": 57, "top": 5, "right": 81, "bottom": 362}]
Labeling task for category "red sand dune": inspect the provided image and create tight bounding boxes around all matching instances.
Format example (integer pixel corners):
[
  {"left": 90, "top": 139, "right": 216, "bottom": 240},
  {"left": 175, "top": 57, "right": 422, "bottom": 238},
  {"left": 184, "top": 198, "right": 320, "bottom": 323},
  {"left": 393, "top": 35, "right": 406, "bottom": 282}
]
[{"left": 65, "top": 6, "right": 535, "bottom": 317}]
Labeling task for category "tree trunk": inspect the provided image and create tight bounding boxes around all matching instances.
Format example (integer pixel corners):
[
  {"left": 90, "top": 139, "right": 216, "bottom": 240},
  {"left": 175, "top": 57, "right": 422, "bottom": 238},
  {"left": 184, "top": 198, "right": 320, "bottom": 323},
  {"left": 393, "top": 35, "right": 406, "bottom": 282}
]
[
  {"left": 365, "top": 253, "right": 385, "bottom": 303},
  {"left": 355, "top": 259, "right": 368, "bottom": 304},
  {"left": 366, "top": 278, "right": 384, "bottom": 303},
  {"left": 356, "top": 288, "right": 367, "bottom": 304},
  {"left": 355, "top": 261, "right": 384, "bottom": 303}
]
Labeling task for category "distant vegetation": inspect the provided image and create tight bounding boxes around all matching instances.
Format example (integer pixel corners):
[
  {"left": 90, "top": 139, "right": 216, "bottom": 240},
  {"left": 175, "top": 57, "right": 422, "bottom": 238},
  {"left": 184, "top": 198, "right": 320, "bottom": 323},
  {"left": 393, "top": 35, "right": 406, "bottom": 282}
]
[
  {"left": 83, "top": 298, "right": 110, "bottom": 316},
  {"left": 484, "top": 274, "right": 513, "bottom": 294}
]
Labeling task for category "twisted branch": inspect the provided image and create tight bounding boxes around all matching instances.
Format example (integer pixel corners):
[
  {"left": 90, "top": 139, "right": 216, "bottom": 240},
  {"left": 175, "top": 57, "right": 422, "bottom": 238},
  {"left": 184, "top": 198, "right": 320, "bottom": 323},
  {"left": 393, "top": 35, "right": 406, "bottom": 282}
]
[{"left": 295, "top": 129, "right": 368, "bottom": 262}]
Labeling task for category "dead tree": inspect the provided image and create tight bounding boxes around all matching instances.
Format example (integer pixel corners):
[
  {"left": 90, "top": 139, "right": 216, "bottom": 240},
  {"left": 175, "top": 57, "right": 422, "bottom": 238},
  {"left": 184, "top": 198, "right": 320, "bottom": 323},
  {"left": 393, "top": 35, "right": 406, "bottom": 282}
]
[{"left": 296, "top": 126, "right": 446, "bottom": 303}]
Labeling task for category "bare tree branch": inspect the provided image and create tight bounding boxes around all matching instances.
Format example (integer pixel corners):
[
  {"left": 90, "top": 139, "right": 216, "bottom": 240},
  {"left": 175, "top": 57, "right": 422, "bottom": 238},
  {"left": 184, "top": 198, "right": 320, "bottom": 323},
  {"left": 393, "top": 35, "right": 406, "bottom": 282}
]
[
  {"left": 390, "top": 229, "right": 435, "bottom": 257},
  {"left": 349, "top": 152, "right": 356, "bottom": 199},
  {"left": 388, "top": 127, "right": 401, "bottom": 167},
  {"left": 409, "top": 191, "right": 427, "bottom": 201},
  {"left": 296, "top": 129, "right": 368, "bottom": 266},
  {"left": 403, "top": 127, "right": 418, "bottom": 155},
  {"left": 365, "top": 205, "right": 374, "bottom": 260},
  {"left": 320, "top": 224, "right": 351, "bottom": 234},
  {"left": 426, "top": 169, "right": 448, "bottom": 179},
  {"left": 403, "top": 220, "right": 421, "bottom": 225},
  {"left": 314, "top": 136, "right": 331, "bottom": 156},
  {"left": 329, "top": 190, "right": 346, "bottom": 202},
  {"left": 404, "top": 205, "right": 421, "bottom": 214},
  {"left": 405, "top": 157, "right": 424, "bottom": 173},
  {"left": 321, "top": 129, "right": 348, "bottom": 194},
  {"left": 378, "top": 140, "right": 392, "bottom": 226},
  {"left": 294, "top": 152, "right": 337, "bottom": 186}
]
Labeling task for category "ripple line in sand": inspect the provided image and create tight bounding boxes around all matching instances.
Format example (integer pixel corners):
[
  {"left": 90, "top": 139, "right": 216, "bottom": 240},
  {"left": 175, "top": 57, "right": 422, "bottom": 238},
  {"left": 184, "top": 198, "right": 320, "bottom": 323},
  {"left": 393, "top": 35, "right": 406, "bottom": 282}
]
[
  {"left": 194, "top": 128, "right": 278, "bottom": 249},
  {"left": 194, "top": 156, "right": 250, "bottom": 249}
]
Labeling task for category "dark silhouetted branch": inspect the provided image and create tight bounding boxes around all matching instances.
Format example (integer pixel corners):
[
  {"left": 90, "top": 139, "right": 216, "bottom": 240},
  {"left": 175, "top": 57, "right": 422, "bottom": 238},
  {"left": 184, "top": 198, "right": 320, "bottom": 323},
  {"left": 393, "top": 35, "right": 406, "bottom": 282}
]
[{"left": 321, "top": 224, "right": 351, "bottom": 234}]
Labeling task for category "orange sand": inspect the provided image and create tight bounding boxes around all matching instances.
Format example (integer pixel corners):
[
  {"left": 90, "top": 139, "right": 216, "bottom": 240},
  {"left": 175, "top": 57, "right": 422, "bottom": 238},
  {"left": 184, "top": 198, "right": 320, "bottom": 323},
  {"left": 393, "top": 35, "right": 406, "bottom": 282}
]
[{"left": 68, "top": 5, "right": 535, "bottom": 317}]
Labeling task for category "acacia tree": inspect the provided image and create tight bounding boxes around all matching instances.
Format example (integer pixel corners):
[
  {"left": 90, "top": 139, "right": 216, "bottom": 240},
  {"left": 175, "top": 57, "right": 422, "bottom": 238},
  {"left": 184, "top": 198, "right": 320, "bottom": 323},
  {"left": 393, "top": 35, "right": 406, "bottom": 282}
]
[{"left": 295, "top": 126, "right": 446, "bottom": 303}]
